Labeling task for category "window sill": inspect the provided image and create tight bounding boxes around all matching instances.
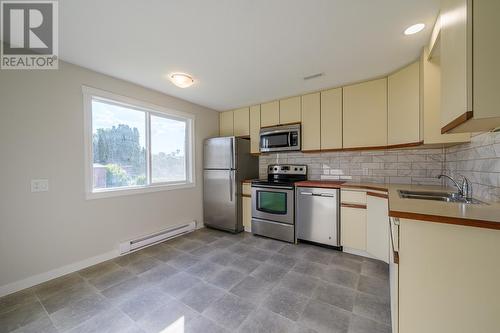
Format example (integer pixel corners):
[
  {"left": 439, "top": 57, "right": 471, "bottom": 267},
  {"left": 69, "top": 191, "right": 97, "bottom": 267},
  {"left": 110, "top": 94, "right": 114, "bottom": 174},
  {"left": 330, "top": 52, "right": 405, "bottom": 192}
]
[{"left": 86, "top": 182, "right": 195, "bottom": 200}]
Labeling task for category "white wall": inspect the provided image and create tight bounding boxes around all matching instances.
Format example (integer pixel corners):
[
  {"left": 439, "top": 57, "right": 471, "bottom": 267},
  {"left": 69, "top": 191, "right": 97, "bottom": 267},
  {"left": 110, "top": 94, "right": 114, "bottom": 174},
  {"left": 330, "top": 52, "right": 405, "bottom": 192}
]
[{"left": 0, "top": 61, "right": 219, "bottom": 291}]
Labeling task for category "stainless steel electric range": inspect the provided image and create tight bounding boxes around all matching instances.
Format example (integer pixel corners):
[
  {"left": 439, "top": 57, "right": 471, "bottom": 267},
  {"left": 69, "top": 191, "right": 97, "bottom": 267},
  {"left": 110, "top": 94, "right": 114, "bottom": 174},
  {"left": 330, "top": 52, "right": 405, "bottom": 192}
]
[{"left": 251, "top": 164, "right": 307, "bottom": 243}]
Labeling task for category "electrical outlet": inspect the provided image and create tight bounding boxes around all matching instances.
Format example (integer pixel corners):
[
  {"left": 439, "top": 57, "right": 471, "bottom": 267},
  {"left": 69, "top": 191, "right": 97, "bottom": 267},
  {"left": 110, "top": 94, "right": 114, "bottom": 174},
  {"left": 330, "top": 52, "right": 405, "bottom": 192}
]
[{"left": 31, "top": 179, "right": 49, "bottom": 192}]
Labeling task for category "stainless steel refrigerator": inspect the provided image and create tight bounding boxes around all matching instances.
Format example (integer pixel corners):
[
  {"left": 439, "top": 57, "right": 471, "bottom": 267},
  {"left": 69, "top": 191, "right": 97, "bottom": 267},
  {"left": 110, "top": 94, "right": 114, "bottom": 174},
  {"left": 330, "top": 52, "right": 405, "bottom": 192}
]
[{"left": 203, "top": 137, "right": 259, "bottom": 233}]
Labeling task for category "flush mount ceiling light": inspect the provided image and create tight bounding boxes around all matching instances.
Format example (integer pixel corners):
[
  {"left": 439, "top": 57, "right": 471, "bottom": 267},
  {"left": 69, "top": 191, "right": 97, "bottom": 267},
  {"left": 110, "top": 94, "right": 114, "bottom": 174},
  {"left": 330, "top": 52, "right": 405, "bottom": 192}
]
[
  {"left": 404, "top": 23, "right": 425, "bottom": 35},
  {"left": 170, "top": 73, "right": 194, "bottom": 88}
]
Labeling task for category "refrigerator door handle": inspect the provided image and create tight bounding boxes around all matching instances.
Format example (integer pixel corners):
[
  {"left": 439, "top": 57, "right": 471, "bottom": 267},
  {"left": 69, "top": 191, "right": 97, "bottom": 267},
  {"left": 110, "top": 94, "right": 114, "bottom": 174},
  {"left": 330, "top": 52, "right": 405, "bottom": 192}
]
[
  {"left": 230, "top": 138, "right": 235, "bottom": 169},
  {"left": 229, "top": 171, "right": 233, "bottom": 202}
]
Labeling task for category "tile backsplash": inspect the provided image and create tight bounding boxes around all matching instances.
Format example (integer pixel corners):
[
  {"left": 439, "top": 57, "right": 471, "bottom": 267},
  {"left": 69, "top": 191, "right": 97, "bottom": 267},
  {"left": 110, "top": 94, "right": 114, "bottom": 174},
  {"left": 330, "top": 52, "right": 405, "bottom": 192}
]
[
  {"left": 444, "top": 131, "right": 500, "bottom": 202},
  {"left": 259, "top": 148, "right": 446, "bottom": 186},
  {"left": 259, "top": 131, "right": 500, "bottom": 202}
]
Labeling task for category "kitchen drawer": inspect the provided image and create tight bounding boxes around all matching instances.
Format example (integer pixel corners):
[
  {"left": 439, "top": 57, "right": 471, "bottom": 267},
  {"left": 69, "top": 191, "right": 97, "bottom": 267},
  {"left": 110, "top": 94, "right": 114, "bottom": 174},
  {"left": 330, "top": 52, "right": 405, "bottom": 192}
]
[
  {"left": 242, "top": 183, "right": 251, "bottom": 196},
  {"left": 341, "top": 189, "right": 367, "bottom": 204}
]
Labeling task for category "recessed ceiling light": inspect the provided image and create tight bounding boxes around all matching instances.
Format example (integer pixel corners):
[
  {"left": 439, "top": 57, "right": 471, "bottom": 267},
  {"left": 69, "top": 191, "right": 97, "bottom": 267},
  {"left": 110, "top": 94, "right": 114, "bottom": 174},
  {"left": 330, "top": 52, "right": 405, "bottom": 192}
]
[
  {"left": 404, "top": 23, "right": 425, "bottom": 35},
  {"left": 170, "top": 73, "right": 194, "bottom": 88}
]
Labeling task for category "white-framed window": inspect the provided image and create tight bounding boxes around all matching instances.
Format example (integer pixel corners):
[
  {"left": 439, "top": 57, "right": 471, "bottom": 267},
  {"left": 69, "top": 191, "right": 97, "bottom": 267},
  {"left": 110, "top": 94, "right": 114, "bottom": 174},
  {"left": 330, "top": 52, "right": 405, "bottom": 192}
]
[{"left": 83, "top": 86, "right": 195, "bottom": 199}]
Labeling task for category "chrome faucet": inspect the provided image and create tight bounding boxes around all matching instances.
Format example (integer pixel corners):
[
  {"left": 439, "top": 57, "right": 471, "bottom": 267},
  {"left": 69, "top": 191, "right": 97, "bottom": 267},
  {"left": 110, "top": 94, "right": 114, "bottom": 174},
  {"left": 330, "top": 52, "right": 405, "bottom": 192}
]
[{"left": 438, "top": 174, "right": 473, "bottom": 200}]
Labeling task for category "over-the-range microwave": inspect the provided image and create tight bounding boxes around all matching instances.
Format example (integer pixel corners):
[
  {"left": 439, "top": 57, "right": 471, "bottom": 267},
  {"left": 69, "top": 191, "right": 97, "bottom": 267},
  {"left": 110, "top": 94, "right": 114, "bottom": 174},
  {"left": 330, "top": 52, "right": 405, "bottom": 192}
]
[{"left": 259, "top": 124, "right": 301, "bottom": 152}]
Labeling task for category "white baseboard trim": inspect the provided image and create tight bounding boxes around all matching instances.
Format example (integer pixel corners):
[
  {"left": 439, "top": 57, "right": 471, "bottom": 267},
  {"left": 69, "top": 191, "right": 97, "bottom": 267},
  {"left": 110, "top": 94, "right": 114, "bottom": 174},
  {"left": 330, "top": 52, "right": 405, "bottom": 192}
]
[
  {"left": 0, "top": 249, "right": 120, "bottom": 298},
  {"left": 0, "top": 221, "right": 204, "bottom": 298}
]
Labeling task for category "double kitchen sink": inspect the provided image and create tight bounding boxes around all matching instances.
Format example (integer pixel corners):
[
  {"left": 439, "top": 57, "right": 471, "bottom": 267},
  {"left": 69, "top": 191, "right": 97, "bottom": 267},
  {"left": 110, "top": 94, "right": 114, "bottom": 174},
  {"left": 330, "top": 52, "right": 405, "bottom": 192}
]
[{"left": 398, "top": 190, "right": 487, "bottom": 205}]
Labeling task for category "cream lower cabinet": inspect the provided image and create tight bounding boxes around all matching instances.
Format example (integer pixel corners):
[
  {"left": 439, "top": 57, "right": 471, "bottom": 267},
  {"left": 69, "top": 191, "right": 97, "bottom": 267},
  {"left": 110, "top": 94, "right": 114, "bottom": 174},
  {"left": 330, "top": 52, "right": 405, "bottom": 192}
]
[
  {"left": 389, "top": 217, "right": 399, "bottom": 333},
  {"left": 249, "top": 105, "right": 261, "bottom": 154},
  {"left": 242, "top": 183, "right": 252, "bottom": 232},
  {"left": 341, "top": 206, "right": 367, "bottom": 251},
  {"left": 366, "top": 194, "right": 389, "bottom": 263},
  {"left": 340, "top": 189, "right": 367, "bottom": 251},
  {"left": 343, "top": 78, "right": 388, "bottom": 148},
  {"left": 219, "top": 110, "right": 234, "bottom": 136},
  {"left": 242, "top": 196, "right": 252, "bottom": 232},
  {"left": 341, "top": 189, "right": 390, "bottom": 261},
  {"left": 399, "top": 218, "right": 500, "bottom": 333}
]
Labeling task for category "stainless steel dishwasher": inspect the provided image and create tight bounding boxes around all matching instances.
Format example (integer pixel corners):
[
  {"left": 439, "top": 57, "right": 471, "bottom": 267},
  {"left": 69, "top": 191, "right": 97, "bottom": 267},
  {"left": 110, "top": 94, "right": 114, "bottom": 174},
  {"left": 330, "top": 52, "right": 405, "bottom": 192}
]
[{"left": 296, "top": 187, "right": 340, "bottom": 247}]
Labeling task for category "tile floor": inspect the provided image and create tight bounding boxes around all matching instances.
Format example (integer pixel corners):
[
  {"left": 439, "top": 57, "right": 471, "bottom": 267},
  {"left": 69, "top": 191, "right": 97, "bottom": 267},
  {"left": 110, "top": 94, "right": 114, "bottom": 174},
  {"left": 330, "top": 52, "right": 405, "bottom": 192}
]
[{"left": 0, "top": 228, "right": 391, "bottom": 333}]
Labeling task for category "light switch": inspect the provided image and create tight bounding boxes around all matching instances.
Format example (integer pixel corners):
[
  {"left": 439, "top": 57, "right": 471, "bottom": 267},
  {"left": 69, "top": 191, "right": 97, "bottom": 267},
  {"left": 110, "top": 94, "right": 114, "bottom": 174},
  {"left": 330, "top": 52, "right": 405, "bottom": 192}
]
[{"left": 31, "top": 179, "right": 49, "bottom": 192}]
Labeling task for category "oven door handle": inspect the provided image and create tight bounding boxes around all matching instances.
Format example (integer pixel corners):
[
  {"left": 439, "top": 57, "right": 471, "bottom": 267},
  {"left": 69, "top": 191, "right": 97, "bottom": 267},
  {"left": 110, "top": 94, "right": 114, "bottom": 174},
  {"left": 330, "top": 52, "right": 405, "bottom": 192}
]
[{"left": 252, "top": 184, "right": 294, "bottom": 190}]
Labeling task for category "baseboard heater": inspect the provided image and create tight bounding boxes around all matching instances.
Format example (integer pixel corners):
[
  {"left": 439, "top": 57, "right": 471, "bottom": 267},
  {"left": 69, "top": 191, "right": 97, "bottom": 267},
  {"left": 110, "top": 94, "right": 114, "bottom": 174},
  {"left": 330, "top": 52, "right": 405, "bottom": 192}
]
[{"left": 119, "top": 221, "right": 196, "bottom": 255}]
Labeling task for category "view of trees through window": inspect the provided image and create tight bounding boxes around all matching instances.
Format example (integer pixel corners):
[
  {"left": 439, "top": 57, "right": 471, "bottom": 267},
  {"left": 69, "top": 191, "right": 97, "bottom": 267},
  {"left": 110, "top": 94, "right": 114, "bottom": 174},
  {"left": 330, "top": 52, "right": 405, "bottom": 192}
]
[
  {"left": 151, "top": 114, "right": 186, "bottom": 183},
  {"left": 91, "top": 99, "right": 187, "bottom": 190}
]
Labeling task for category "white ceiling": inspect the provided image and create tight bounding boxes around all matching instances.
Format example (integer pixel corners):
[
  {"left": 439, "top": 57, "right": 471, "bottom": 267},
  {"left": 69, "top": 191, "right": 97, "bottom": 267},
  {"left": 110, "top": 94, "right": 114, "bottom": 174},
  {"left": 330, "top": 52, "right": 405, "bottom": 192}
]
[{"left": 60, "top": 0, "right": 440, "bottom": 111}]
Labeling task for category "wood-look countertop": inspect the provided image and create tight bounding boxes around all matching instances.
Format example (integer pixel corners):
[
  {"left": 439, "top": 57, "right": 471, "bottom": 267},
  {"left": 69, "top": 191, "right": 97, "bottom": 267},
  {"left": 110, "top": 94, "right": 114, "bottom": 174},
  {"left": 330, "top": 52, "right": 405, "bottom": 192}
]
[{"left": 294, "top": 180, "right": 500, "bottom": 230}]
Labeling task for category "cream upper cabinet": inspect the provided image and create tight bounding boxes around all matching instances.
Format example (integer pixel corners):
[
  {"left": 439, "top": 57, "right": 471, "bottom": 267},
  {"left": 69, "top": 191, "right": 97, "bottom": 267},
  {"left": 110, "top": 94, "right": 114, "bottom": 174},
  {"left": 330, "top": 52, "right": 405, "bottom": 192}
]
[
  {"left": 219, "top": 110, "right": 234, "bottom": 136},
  {"left": 301, "top": 92, "right": 321, "bottom": 151},
  {"left": 440, "top": 0, "right": 500, "bottom": 133},
  {"left": 421, "top": 47, "right": 470, "bottom": 145},
  {"left": 388, "top": 62, "right": 421, "bottom": 145},
  {"left": 279, "top": 96, "right": 301, "bottom": 125},
  {"left": 440, "top": 0, "right": 471, "bottom": 129},
  {"left": 366, "top": 194, "right": 389, "bottom": 263},
  {"left": 321, "top": 88, "right": 342, "bottom": 150},
  {"left": 343, "top": 78, "right": 388, "bottom": 148},
  {"left": 399, "top": 218, "right": 500, "bottom": 333},
  {"left": 233, "top": 107, "right": 250, "bottom": 137},
  {"left": 260, "top": 101, "right": 280, "bottom": 127},
  {"left": 249, "top": 105, "right": 261, "bottom": 154}
]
